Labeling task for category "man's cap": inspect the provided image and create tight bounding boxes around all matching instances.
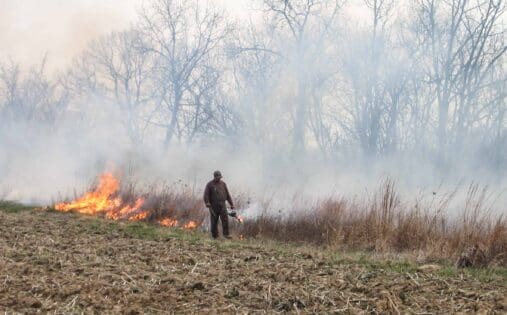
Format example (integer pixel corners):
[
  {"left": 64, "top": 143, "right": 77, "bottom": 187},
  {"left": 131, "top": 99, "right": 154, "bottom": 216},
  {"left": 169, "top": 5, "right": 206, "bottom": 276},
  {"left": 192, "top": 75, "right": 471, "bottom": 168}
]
[{"left": 213, "top": 170, "right": 222, "bottom": 178}]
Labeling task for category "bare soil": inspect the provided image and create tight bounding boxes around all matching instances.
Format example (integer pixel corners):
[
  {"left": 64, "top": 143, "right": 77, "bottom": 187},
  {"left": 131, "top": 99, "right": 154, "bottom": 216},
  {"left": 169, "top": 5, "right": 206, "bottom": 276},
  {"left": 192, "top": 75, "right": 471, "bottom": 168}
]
[{"left": 1, "top": 207, "right": 506, "bottom": 314}]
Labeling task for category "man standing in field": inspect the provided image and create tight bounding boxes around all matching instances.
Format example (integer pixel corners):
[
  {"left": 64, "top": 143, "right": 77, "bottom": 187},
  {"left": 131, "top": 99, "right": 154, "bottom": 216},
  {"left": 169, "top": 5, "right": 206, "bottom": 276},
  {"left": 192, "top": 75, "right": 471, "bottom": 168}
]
[{"left": 204, "top": 170, "right": 234, "bottom": 239}]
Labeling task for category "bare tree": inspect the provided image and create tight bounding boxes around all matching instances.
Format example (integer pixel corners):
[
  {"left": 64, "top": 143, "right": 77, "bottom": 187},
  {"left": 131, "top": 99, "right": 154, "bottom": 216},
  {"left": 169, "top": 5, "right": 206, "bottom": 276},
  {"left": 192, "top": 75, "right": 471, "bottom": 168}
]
[
  {"left": 228, "top": 22, "right": 283, "bottom": 148},
  {"left": 2, "top": 0, "right": 504, "bottom": 175},
  {"left": 138, "top": 0, "right": 233, "bottom": 148},
  {"left": 412, "top": 0, "right": 506, "bottom": 161},
  {"left": 262, "top": 0, "right": 344, "bottom": 157},
  {"left": 340, "top": 0, "right": 409, "bottom": 157},
  {"left": 65, "top": 29, "right": 154, "bottom": 144},
  {"left": 0, "top": 58, "right": 68, "bottom": 126}
]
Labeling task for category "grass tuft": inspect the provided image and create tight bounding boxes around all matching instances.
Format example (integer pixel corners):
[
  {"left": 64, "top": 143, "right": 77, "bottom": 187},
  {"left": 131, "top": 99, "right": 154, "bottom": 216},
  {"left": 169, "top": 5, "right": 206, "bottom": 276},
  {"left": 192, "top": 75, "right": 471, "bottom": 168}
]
[
  {"left": 0, "top": 201, "right": 35, "bottom": 213},
  {"left": 121, "top": 222, "right": 165, "bottom": 240}
]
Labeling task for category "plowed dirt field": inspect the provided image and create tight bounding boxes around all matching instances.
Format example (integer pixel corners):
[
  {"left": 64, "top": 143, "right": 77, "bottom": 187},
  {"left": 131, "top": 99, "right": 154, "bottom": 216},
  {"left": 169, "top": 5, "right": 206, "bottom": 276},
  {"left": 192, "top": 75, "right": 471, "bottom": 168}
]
[{"left": 1, "top": 205, "right": 506, "bottom": 314}]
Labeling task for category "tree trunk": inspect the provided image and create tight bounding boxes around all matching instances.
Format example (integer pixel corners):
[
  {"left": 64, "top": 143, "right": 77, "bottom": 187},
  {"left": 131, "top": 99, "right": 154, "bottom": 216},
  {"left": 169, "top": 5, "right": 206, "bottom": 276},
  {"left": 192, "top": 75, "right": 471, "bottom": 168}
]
[
  {"left": 164, "top": 90, "right": 182, "bottom": 149},
  {"left": 292, "top": 47, "right": 307, "bottom": 158}
]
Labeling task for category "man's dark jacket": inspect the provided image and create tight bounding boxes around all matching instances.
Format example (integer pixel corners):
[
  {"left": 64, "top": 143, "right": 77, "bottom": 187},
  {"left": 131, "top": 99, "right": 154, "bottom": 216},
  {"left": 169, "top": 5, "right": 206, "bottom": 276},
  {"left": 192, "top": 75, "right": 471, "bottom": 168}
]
[{"left": 203, "top": 180, "right": 234, "bottom": 208}]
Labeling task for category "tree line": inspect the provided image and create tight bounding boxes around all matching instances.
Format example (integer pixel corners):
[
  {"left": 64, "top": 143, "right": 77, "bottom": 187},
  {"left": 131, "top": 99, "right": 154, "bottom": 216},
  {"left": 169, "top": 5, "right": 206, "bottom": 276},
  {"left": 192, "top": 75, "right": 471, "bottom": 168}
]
[{"left": 1, "top": 0, "right": 505, "bottom": 173}]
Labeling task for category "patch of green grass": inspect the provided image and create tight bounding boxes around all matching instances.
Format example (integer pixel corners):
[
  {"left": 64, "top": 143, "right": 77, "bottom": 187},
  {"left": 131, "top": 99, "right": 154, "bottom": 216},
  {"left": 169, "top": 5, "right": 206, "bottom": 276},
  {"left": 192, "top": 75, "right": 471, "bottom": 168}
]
[
  {"left": 441, "top": 266, "right": 507, "bottom": 283},
  {"left": 471, "top": 267, "right": 507, "bottom": 283},
  {"left": 380, "top": 260, "right": 418, "bottom": 273},
  {"left": 0, "top": 201, "right": 35, "bottom": 213},
  {"left": 121, "top": 222, "right": 162, "bottom": 240},
  {"left": 329, "top": 252, "right": 374, "bottom": 267},
  {"left": 432, "top": 262, "right": 507, "bottom": 283},
  {"left": 184, "top": 234, "right": 206, "bottom": 245},
  {"left": 82, "top": 217, "right": 121, "bottom": 234},
  {"left": 353, "top": 255, "right": 418, "bottom": 273},
  {"left": 162, "top": 230, "right": 185, "bottom": 240},
  {"left": 332, "top": 251, "right": 507, "bottom": 283},
  {"left": 116, "top": 221, "right": 204, "bottom": 241},
  {"left": 65, "top": 212, "right": 206, "bottom": 242},
  {"left": 220, "top": 241, "right": 242, "bottom": 249},
  {"left": 87, "top": 219, "right": 110, "bottom": 233},
  {"left": 327, "top": 249, "right": 507, "bottom": 283},
  {"left": 438, "top": 265, "right": 458, "bottom": 277}
]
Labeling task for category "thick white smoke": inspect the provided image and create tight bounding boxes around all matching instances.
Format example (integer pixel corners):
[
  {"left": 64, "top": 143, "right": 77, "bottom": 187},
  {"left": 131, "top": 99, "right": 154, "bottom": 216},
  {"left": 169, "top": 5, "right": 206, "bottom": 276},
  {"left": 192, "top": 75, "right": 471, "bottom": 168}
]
[{"left": 0, "top": 0, "right": 505, "bottom": 218}]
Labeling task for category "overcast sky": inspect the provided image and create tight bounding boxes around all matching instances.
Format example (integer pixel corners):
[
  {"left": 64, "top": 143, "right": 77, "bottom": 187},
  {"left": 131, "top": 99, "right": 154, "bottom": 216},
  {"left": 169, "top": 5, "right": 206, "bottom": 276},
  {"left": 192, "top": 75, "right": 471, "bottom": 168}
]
[
  {"left": 0, "top": 0, "right": 369, "bottom": 73},
  {"left": 0, "top": 0, "right": 255, "bottom": 72}
]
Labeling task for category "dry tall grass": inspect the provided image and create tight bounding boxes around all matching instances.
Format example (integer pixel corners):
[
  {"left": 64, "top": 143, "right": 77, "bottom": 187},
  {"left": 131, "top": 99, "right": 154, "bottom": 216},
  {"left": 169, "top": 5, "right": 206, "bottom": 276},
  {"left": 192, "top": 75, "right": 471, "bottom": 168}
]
[
  {"left": 238, "top": 180, "right": 507, "bottom": 267},
  {"left": 59, "top": 176, "right": 507, "bottom": 267},
  {"left": 120, "top": 180, "right": 206, "bottom": 226}
]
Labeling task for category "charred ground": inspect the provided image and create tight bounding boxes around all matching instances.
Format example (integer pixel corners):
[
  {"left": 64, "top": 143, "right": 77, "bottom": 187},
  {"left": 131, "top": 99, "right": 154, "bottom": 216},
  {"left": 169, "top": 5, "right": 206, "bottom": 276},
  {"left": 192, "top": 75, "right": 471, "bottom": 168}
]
[{"left": 1, "top": 203, "right": 506, "bottom": 314}]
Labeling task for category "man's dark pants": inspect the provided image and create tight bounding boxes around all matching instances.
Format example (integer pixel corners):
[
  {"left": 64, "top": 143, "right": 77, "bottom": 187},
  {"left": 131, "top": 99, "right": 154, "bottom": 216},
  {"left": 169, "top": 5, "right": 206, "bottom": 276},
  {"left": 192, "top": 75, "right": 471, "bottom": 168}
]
[{"left": 209, "top": 203, "right": 229, "bottom": 238}]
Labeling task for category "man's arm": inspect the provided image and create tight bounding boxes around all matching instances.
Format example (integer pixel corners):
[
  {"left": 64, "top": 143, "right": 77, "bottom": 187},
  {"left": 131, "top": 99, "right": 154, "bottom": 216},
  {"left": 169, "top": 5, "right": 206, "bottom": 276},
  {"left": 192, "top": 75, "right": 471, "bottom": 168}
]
[
  {"left": 203, "top": 182, "right": 211, "bottom": 207},
  {"left": 224, "top": 183, "right": 234, "bottom": 208}
]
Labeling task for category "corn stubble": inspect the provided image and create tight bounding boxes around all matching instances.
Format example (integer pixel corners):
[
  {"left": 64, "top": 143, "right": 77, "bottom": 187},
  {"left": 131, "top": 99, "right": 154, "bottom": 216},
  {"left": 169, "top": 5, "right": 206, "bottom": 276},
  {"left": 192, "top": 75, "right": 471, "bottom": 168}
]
[{"left": 1, "top": 208, "right": 506, "bottom": 313}]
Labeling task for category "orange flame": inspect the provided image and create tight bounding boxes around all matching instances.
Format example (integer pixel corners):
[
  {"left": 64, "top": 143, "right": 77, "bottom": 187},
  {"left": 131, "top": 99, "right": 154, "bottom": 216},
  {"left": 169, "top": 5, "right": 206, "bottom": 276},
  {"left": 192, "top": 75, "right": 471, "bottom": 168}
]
[
  {"left": 158, "top": 218, "right": 178, "bottom": 227},
  {"left": 106, "top": 198, "right": 146, "bottom": 220},
  {"left": 54, "top": 172, "right": 201, "bottom": 230},
  {"left": 55, "top": 172, "right": 121, "bottom": 215},
  {"left": 236, "top": 214, "right": 244, "bottom": 223},
  {"left": 183, "top": 221, "right": 198, "bottom": 229},
  {"left": 127, "top": 209, "right": 149, "bottom": 221}
]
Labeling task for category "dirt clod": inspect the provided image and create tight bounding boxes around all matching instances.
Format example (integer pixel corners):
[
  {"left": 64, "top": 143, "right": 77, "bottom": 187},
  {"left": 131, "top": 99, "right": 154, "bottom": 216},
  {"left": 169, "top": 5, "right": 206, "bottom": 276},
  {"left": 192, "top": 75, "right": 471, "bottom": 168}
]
[{"left": 191, "top": 282, "right": 205, "bottom": 290}]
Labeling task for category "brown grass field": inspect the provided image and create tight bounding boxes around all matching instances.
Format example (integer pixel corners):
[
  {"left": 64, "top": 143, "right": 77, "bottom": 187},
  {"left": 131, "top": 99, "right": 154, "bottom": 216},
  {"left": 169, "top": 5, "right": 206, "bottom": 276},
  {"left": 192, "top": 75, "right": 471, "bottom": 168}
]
[
  {"left": 54, "top": 175, "right": 507, "bottom": 267},
  {"left": 239, "top": 181, "right": 507, "bottom": 268},
  {"left": 1, "top": 202, "right": 506, "bottom": 314}
]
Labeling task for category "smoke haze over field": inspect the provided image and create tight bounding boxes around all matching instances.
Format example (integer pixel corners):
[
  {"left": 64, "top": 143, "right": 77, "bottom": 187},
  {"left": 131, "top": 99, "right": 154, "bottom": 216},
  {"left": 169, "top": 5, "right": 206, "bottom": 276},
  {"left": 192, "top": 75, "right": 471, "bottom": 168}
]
[
  {"left": 0, "top": 0, "right": 254, "bottom": 73},
  {"left": 0, "top": 0, "right": 140, "bottom": 73},
  {"left": 0, "top": 0, "right": 506, "bottom": 216}
]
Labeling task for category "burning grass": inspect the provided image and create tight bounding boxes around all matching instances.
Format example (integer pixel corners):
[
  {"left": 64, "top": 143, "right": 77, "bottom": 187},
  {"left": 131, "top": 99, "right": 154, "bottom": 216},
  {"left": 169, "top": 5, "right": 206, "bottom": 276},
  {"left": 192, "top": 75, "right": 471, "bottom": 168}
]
[
  {"left": 54, "top": 172, "right": 204, "bottom": 231},
  {"left": 53, "top": 173, "right": 507, "bottom": 267}
]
